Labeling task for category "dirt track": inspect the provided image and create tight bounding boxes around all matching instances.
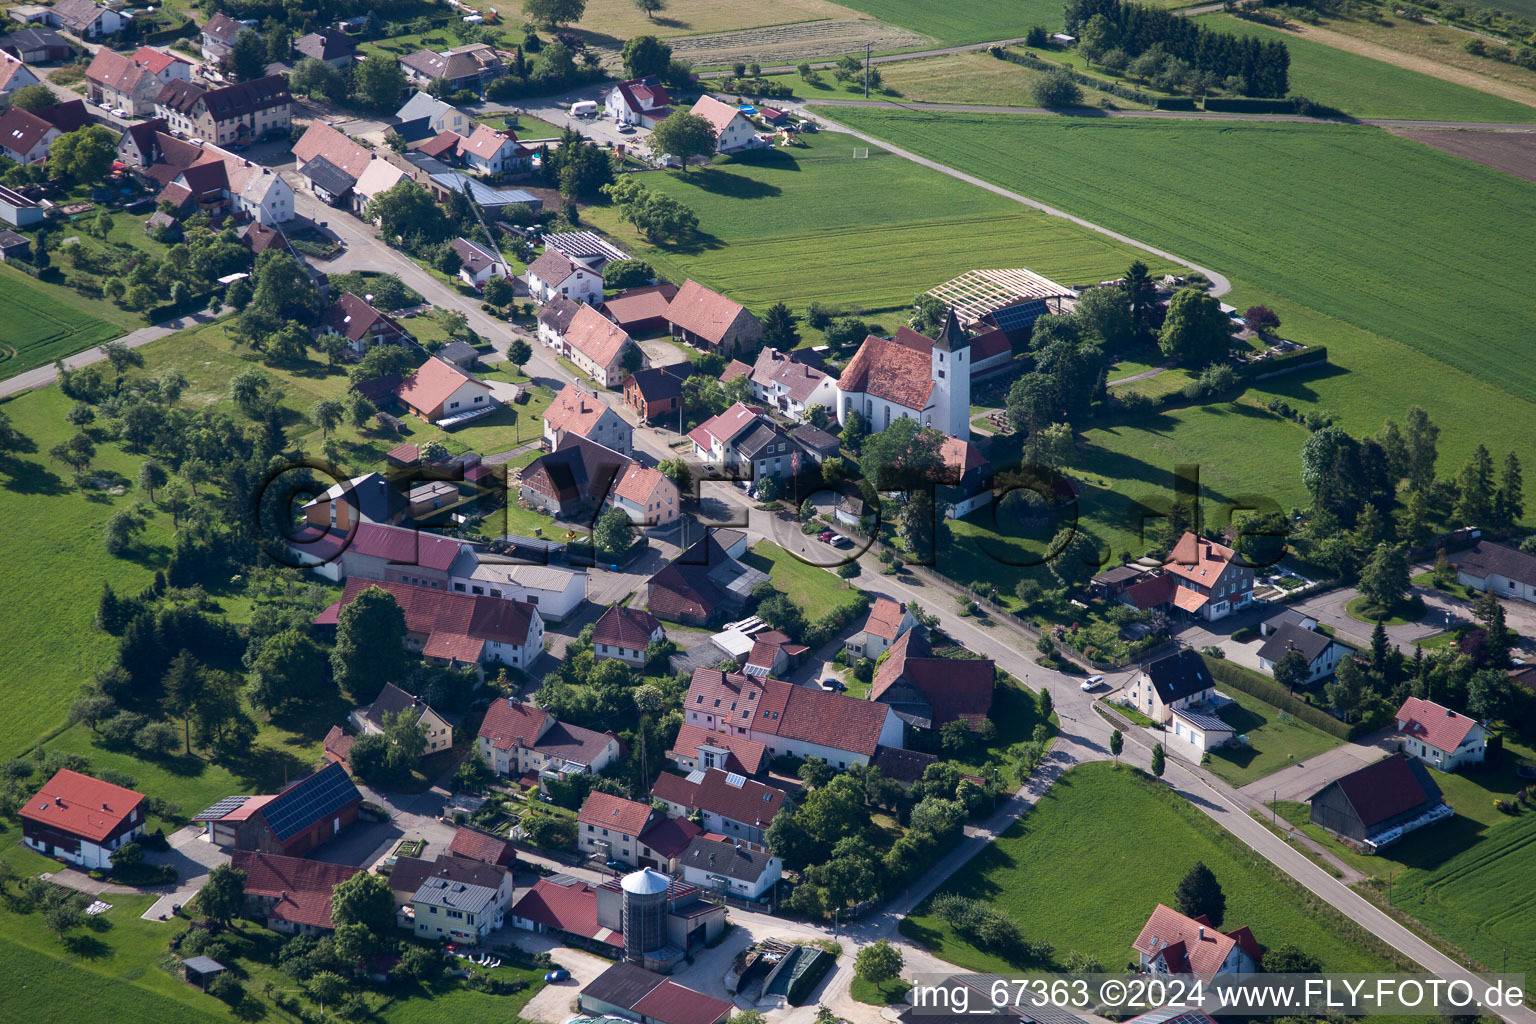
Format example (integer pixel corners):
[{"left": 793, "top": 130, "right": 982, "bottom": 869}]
[
  {"left": 1390, "top": 127, "right": 1536, "bottom": 182},
  {"left": 668, "top": 19, "right": 929, "bottom": 67}
]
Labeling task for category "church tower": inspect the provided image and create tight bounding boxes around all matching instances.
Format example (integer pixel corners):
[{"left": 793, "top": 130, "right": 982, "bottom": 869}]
[{"left": 929, "top": 306, "right": 971, "bottom": 441}]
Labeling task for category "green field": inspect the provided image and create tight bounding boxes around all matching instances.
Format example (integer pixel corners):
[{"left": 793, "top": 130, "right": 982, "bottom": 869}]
[
  {"left": 1202, "top": 685, "right": 1345, "bottom": 787},
  {"left": 833, "top": 0, "right": 1064, "bottom": 44},
  {"left": 581, "top": 132, "right": 1177, "bottom": 318},
  {"left": 900, "top": 762, "right": 1404, "bottom": 973},
  {"left": 0, "top": 265, "right": 133, "bottom": 377},
  {"left": 1194, "top": 13, "right": 1536, "bottom": 121}
]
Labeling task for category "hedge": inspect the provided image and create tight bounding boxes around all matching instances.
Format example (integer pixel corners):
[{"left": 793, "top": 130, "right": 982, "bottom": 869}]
[
  {"left": 1200, "top": 654, "right": 1359, "bottom": 741},
  {"left": 1243, "top": 344, "right": 1328, "bottom": 380},
  {"left": 988, "top": 46, "right": 1161, "bottom": 106},
  {"left": 1202, "top": 97, "right": 1296, "bottom": 113},
  {"left": 1154, "top": 97, "right": 1198, "bottom": 111}
]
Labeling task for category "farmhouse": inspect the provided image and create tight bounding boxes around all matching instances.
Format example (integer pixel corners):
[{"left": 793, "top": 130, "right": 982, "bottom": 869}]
[
  {"left": 388, "top": 855, "right": 514, "bottom": 920},
  {"left": 292, "top": 121, "right": 374, "bottom": 204},
  {"left": 1394, "top": 696, "right": 1487, "bottom": 770},
  {"left": 1307, "top": 752, "right": 1448, "bottom": 847},
  {"left": 623, "top": 365, "right": 687, "bottom": 423},
  {"left": 677, "top": 835, "right": 781, "bottom": 901},
  {"left": 200, "top": 13, "right": 244, "bottom": 61},
  {"left": 396, "top": 356, "right": 495, "bottom": 424},
  {"left": 449, "top": 825, "right": 518, "bottom": 867},
  {"left": 610, "top": 463, "right": 680, "bottom": 528},
  {"left": 86, "top": 46, "right": 189, "bottom": 116},
  {"left": 293, "top": 29, "right": 355, "bottom": 68},
  {"left": 1120, "top": 533, "right": 1254, "bottom": 621},
  {"left": 1452, "top": 541, "right": 1536, "bottom": 605},
  {"left": 476, "top": 698, "right": 622, "bottom": 782},
  {"left": 1124, "top": 649, "right": 1216, "bottom": 725},
  {"left": 316, "top": 577, "right": 546, "bottom": 673},
  {"left": 688, "top": 95, "right": 759, "bottom": 154},
  {"left": 543, "top": 381, "right": 633, "bottom": 454},
  {"left": 20, "top": 769, "right": 145, "bottom": 869},
  {"left": 646, "top": 531, "right": 764, "bottom": 626},
  {"left": 746, "top": 347, "right": 836, "bottom": 422},
  {"left": 577, "top": 791, "right": 701, "bottom": 870},
  {"left": 664, "top": 279, "right": 762, "bottom": 355},
  {"left": 580, "top": 963, "right": 733, "bottom": 1024},
  {"left": 155, "top": 74, "right": 291, "bottom": 148},
  {"left": 845, "top": 597, "right": 915, "bottom": 660},
  {"left": 230, "top": 851, "right": 360, "bottom": 935},
  {"left": 606, "top": 76, "right": 672, "bottom": 127},
  {"left": 650, "top": 768, "right": 788, "bottom": 849},
  {"left": 1256, "top": 622, "right": 1343, "bottom": 685},
  {"left": 292, "top": 520, "right": 471, "bottom": 587},
  {"left": 349, "top": 682, "right": 453, "bottom": 756},
  {"left": 668, "top": 722, "right": 767, "bottom": 777},
  {"left": 939, "top": 436, "right": 994, "bottom": 519},
  {"left": 870, "top": 628, "right": 993, "bottom": 730},
  {"left": 605, "top": 283, "right": 680, "bottom": 336},
  {"left": 0, "top": 106, "right": 57, "bottom": 164},
  {"left": 593, "top": 605, "right": 666, "bottom": 667},
  {"left": 1134, "top": 904, "right": 1261, "bottom": 975},
  {"left": 689, "top": 403, "right": 796, "bottom": 481},
  {"left": 400, "top": 43, "right": 504, "bottom": 93},
  {"left": 192, "top": 762, "right": 362, "bottom": 857},
  {"left": 153, "top": 144, "right": 295, "bottom": 225},
  {"left": 411, "top": 876, "right": 502, "bottom": 942},
  {"left": 449, "top": 559, "right": 587, "bottom": 622},
  {"left": 50, "top": 0, "right": 121, "bottom": 38},
  {"left": 394, "top": 91, "right": 469, "bottom": 139},
  {"left": 527, "top": 247, "right": 602, "bottom": 305},
  {"left": 322, "top": 292, "right": 411, "bottom": 357},
  {"left": 836, "top": 310, "right": 971, "bottom": 441},
  {"left": 560, "top": 303, "right": 640, "bottom": 387}
]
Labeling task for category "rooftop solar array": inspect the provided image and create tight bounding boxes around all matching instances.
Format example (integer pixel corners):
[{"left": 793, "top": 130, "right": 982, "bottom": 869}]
[
  {"left": 260, "top": 763, "right": 361, "bottom": 841},
  {"left": 192, "top": 795, "right": 250, "bottom": 821}
]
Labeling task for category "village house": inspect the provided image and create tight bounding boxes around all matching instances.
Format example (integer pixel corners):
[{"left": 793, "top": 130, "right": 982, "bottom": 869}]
[
  {"left": 1394, "top": 696, "right": 1487, "bottom": 770},
  {"left": 1307, "top": 752, "right": 1449, "bottom": 847},
  {"left": 592, "top": 605, "right": 666, "bottom": 667},
  {"left": 1453, "top": 540, "right": 1536, "bottom": 605},
  {"left": 352, "top": 158, "right": 407, "bottom": 215},
  {"left": 457, "top": 123, "right": 531, "bottom": 175},
  {"left": 1120, "top": 532, "right": 1254, "bottom": 622},
  {"left": 561, "top": 303, "right": 641, "bottom": 387},
  {"left": 609, "top": 463, "right": 679, "bottom": 527},
  {"left": 646, "top": 531, "right": 764, "bottom": 626},
  {"left": 449, "top": 825, "right": 519, "bottom": 868},
  {"left": 790, "top": 424, "right": 840, "bottom": 463},
  {"left": 836, "top": 311, "right": 971, "bottom": 441},
  {"left": 651, "top": 768, "right": 788, "bottom": 850},
  {"left": 537, "top": 294, "right": 581, "bottom": 351},
  {"left": 0, "top": 105, "right": 57, "bottom": 163},
  {"left": 0, "top": 53, "right": 39, "bottom": 106},
  {"left": 1124, "top": 649, "right": 1217, "bottom": 725},
  {"left": 605, "top": 75, "right": 672, "bottom": 127},
  {"left": 871, "top": 628, "right": 994, "bottom": 731},
  {"left": 394, "top": 91, "right": 469, "bottom": 139},
  {"left": 51, "top": 0, "right": 121, "bottom": 38},
  {"left": 400, "top": 43, "right": 505, "bottom": 93},
  {"left": 746, "top": 347, "right": 836, "bottom": 422},
  {"left": 603, "top": 283, "right": 679, "bottom": 336},
  {"left": 155, "top": 74, "right": 291, "bottom": 148},
  {"left": 543, "top": 382, "right": 633, "bottom": 455},
  {"left": 316, "top": 577, "right": 546, "bottom": 673},
  {"left": 387, "top": 854, "right": 514, "bottom": 924},
  {"left": 199, "top": 13, "right": 245, "bottom": 62},
  {"left": 1256, "top": 622, "right": 1344, "bottom": 686},
  {"left": 321, "top": 291, "right": 411, "bottom": 357},
  {"left": 451, "top": 236, "right": 507, "bottom": 290},
  {"left": 293, "top": 29, "right": 355, "bottom": 68},
  {"left": 520, "top": 434, "right": 631, "bottom": 518},
  {"left": 688, "top": 95, "right": 759, "bottom": 154},
  {"left": 449, "top": 558, "right": 587, "bottom": 622},
  {"left": 396, "top": 356, "right": 495, "bottom": 424},
  {"left": 411, "top": 876, "right": 502, "bottom": 943},
  {"left": 1134, "top": 904, "right": 1262, "bottom": 975},
  {"left": 689, "top": 402, "right": 796, "bottom": 482},
  {"left": 622, "top": 365, "right": 686, "bottom": 424},
  {"left": 938, "top": 436, "right": 994, "bottom": 519},
  {"left": 1, "top": 28, "right": 73, "bottom": 64},
  {"left": 153, "top": 145, "right": 295, "bottom": 225},
  {"left": 685, "top": 666, "right": 906, "bottom": 769},
  {"left": 86, "top": 46, "right": 189, "bottom": 116},
  {"left": 349, "top": 682, "right": 453, "bottom": 756},
  {"left": 230, "top": 851, "right": 359, "bottom": 935},
  {"left": 292, "top": 121, "right": 375, "bottom": 205},
  {"left": 578, "top": 963, "right": 733, "bottom": 1024},
  {"left": 677, "top": 835, "right": 781, "bottom": 901},
  {"left": 293, "top": 520, "right": 470, "bottom": 587},
  {"left": 668, "top": 722, "right": 767, "bottom": 777},
  {"left": 298, "top": 472, "right": 409, "bottom": 533},
  {"left": 192, "top": 762, "right": 362, "bottom": 857},
  {"left": 20, "top": 769, "right": 145, "bottom": 869},
  {"left": 527, "top": 247, "right": 602, "bottom": 305},
  {"left": 741, "top": 630, "right": 807, "bottom": 679},
  {"left": 577, "top": 791, "right": 702, "bottom": 870},
  {"left": 664, "top": 279, "right": 762, "bottom": 356},
  {"left": 477, "top": 698, "right": 623, "bottom": 783}
]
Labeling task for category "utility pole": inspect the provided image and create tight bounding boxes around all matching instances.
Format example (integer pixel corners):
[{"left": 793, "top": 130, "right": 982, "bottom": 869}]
[
  {"left": 1272, "top": 790, "right": 1277, "bottom": 825},
  {"left": 864, "top": 43, "right": 871, "bottom": 99}
]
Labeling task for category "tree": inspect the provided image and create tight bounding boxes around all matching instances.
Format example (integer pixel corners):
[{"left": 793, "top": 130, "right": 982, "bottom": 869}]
[
  {"left": 162, "top": 650, "right": 206, "bottom": 754},
  {"left": 331, "top": 586, "right": 407, "bottom": 698},
  {"left": 483, "top": 275, "right": 514, "bottom": 307},
  {"left": 761, "top": 302, "right": 800, "bottom": 349},
  {"left": 111, "top": 841, "right": 144, "bottom": 871},
  {"left": 1109, "top": 728, "right": 1123, "bottom": 762},
  {"left": 367, "top": 179, "right": 448, "bottom": 243},
  {"left": 1158, "top": 288, "right": 1231, "bottom": 364},
  {"left": 42, "top": 896, "right": 83, "bottom": 941},
  {"left": 506, "top": 338, "right": 533, "bottom": 368},
  {"left": 622, "top": 34, "right": 672, "bottom": 78},
  {"left": 1272, "top": 648, "right": 1309, "bottom": 694},
  {"left": 332, "top": 920, "right": 377, "bottom": 967},
  {"left": 658, "top": 458, "right": 691, "bottom": 494},
  {"left": 353, "top": 53, "right": 407, "bottom": 112},
  {"left": 1047, "top": 526, "right": 1100, "bottom": 591},
  {"left": 226, "top": 276, "right": 254, "bottom": 312},
  {"left": 523, "top": 0, "right": 587, "bottom": 28},
  {"left": 1496, "top": 451, "right": 1523, "bottom": 526},
  {"left": 223, "top": 29, "right": 268, "bottom": 81},
  {"left": 199, "top": 864, "right": 246, "bottom": 926},
  {"left": 9, "top": 84, "right": 54, "bottom": 112},
  {"left": 635, "top": 0, "right": 667, "bottom": 17},
  {"left": 454, "top": 750, "right": 494, "bottom": 792},
  {"left": 1150, "top": 742, "right": 1166, "bottom": 778},
  {"left": 104, "top": 509, "right": 144, "bottom": 555},
  {"left": 49, "top": 125, "right": 120, "bottom": 185},
  {"left": 594, "top": 506, "right": 635, "bottom": 562},
  {"left": 137, "top": 458, "right": 168, "bottom": 501},
  {"left": 1455, "top": 444, "right": 1496, "bottom": 526},
  {"left": 1037, "top": 685, "right": 1054, "bottom": 721},
  {"left": 347, "top": 391, "right": 375, "bottom": 430},
  {"left": 311, "top": 399, "right": 344, "bottom": 439},
  {"left": 1244, "top": 305, "right": 1281, "bottom": 335},
  {"left": 50, "top": 432, "right": 96, "bottom": 474},
  {"left": 1175, "top": 861, "right": 1225, "bottom": 926},
  {"left": 1404, "top": 405, "right": 1439, "bottom": 491},
  {"left": 603, "top": 178, "right": 698, "bottom": 242},
  {"left": 649, "top": 110, "right": 717, "bottom": 170},
  {"left": 307, "top": 972, "right": 347, "bottom": 1010},
  {"left": 1031, "top": 68, "right": 1082, "bottom": 107},
  {"left": 331, "top": 871, "right": 395, "bottom": 933},
  {"left": 1074, "top": 284, "right": 1135, "bottom": 350},
  {"left": 1358, "top": 542, "right": 1410, "bottom": 611},
  {"left": 855, "top": 939, "right": 903, "bottom": 983},
  {"left": 1122, "top": 260, "right": 1155, "bottom": 330},
  {"left": 1263, "top": 943, "right": 1322, "bottom": 974},
  {"left": 251, "top": 629, "right": 330, "bottom": 713},
  {"left": 289, "top": 56, "right": 345, "bottom": 100}
]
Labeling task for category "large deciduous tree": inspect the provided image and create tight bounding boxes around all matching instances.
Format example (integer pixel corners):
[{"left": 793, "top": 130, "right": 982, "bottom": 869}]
[
  {"left": 331, "top": 586, "right": 407, "bottom": 699},
  {"left": 648, "top": 110, "right": 717, "bottom": 171},
  {"left": 621, "top": 34, "right": 671, "bottom": 78},
  {"left": 1157, "top": 287, "right": 1232, "bottom": 364},
  {"left": 50, "top": 125, "right": 120, "bottom": 185}
]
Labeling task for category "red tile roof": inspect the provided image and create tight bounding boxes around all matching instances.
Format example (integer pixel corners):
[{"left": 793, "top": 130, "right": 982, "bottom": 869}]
[
  {"left": 665, "top": 279, "right": 747, "bottom": 347},
  {"left": 543, "top": 381, "right": 616, "bottom": 439},
  {"left": 632, "top": 979, "right": 734, "bottom": 1024},
  {"left": 478, "top": 699, "right": 551, "bottom": 752},
  {"left": 940, "top": 436, "right": 987, "bottom": 477},
  {"left": 19, "top": 769, "right": 144, "bottom": 843},
  {"left": 578, "top": 791, "right": 653, "bottom": 837},
  {"left": 387, "top": 442, "right": 420, "bottom": 464},
  {"left": 231, "top": 850, "right": 359, "bottom": 931},
  {"left": 1313, "top": 752, "right": 1443, "bottom": 830},
  {"left": 397, "top": 356, "right": 486, "bottom": 415},
  {"left": 718, "top": 359, "right": 751, "bottom": 383},
  {"left": 320, "top": 578, "right": 537, "bottom": 662},
  {"left": 650, "top": 768, "right": 786, "bottom": 828},
  {"left": 345, "top": 522, "right": 468, "bottom": 572},
  {"left": 323, "top": 725, "right": 354, "bottom": 767},
  {"left": 689, "top": 402, "right": 761, "bottom": 451},
  {"left": 686, "top": 669, "right": 893, "bottom": 757},
  {"left": 861, "top": 597, "right": 909, "bottom": 641},
  {"left": 324, "top": 291, "right": 404, "bottom": 344},
  {"left": 1133, "top": 904, "right": 1262, "bottom": 975},
  {"left": 133, "top": 46, "right": 185, "bottom": 75},
  {"left": 458, "top": 123, "right": 524, "bottom": 160},
  {"left": 602, "top": 283, "right": 678, "bottom": 328},
  {"left": 969, "top": 327, "right": 1011, "bottom": 363},
  {"left": 837, "top": 334, "right": 935, "bottom": 413},
  {"left": 0, "top": 106, "right": 54, "bottom": 156},
  {"left": 86, "top": 47, "right": 150, "bottom": 93},
  {"left": 689, "top": 95, "right": 747, "bottom": 138},
  {"left": 668, "top": 722, "right": 767, "bottom": 775},
  {"left": 593, "top": 605, "right": 663, "bottom": 650},
  {"left": 449, "top": 826, "right": 516, "bottom": 866},
  {"left": 637, "top": 815, "right": 703, "bottom": 860},
  {"left": 1163, "top": 532, "right": 1241, "bottom": 588},
  {"left": 1395, "top": 696, "right": 1482, "bottom": 753},
  {"left": 565, "top": 302, "right": 632, "bottom": 369},
  {"left": 510, "top": 877, "right": 620, "bottom": 944},
  {"left": 870, "top": 629, "right": 993, "bottom": 728},
  {"left": 613, "top": 463, "right": 670, "bottom": 507},
  {"left": 418, "top": 129, "right": 464, "bottom": 158}
]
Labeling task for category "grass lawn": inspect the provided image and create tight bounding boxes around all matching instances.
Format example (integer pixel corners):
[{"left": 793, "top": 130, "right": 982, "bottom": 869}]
[
  {"left": 0, "top": 264, "right": 137, "bottom": 378},
  {"left": 1105, "top": 355, "right": 1165, "bottom": 383},
  {"left": 1108, "top": 700, "right": 1157, "bottom": 728},
  {"left": 1203, "top": 686, "right": 1346, "bottom": 787},
  {"left": 831, "top": 0, "right": 1065, "bottom": 44},
  {"left": 941, "top": 673, "right": 1054, "bottom": 790},
  {"left": 850, "top": 976, "right": 913, "bottom": 1004},
  {"left": 580, "top": 130, "right": 1177, "bottom": 319},
  {"left": 1194, "top": 12, "right": 1536, "bottom": 121},
  {"left": 743, "top": 539, "right": 864, "bottom": 618},
  {"left": 483, "top": 111, "right": 565, "bottom": 139},
  {"left": 1346, "top": 594, "right": 1425, "bottom": 626},
  {"left": 899, "top": 762, "right": 1406, "bottom": 973}
]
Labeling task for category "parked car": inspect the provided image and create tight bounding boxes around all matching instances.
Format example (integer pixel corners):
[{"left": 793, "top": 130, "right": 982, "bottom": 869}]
[
  {"left": 829, "top": 534, "right": 852, "bottom": 548},
  {"left": 618, "top": 124, "right": 636, "bottom": 134},
  {"left": 1080, "top": 674, "right": 1104, "bottom": 692},
  {"left": 820, "top": 679, "right": 845, "bottom": 691},
  {"left": 545, "top": 970, "right": 570, "bottom": 982},
  {"left": 605, "top": 859, "right": 625, "bottom": 871},
  {"left": 819, "top": 530, "right": 835, "bottom": 543}
]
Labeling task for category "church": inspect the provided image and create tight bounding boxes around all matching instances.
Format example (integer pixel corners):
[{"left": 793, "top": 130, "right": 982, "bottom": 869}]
[{"left": 834, "top": 308, "right": 971, "bottom": 442}]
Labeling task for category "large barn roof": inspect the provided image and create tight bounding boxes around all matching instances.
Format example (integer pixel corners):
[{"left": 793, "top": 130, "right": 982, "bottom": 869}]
[{"left": 926, "top": 267, "right": 1077, "bottom": 327}]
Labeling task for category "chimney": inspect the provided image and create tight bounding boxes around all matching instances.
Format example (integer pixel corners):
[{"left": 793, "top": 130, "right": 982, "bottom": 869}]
[
  {"left": 103, "top": 802, "right": 110, "bottom": 811},
  {"left": 1198, "top": 925, "right": 1205, "bottom": 940},
  {"left": 55, "top": 796, "right": 64, "bottom": 806}
]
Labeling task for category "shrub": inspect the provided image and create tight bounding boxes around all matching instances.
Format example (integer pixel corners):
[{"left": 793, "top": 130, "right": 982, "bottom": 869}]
[{"left": 1031, "top": 69, "right": 1083, "bottom": 108}]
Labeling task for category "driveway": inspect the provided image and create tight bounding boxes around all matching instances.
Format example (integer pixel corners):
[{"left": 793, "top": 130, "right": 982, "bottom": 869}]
[
  {"left": 141, "top": 824, "right": 231, "bottom": 921},
  {"left": 516, "top": 944, "right": 612, "bottom": 1024},
  {"left": 1238, "top": 728, "right": 1401, "bottom": 804}
]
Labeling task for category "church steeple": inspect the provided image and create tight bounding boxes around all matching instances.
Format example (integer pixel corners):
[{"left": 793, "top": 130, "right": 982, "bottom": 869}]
[{"left": 933, "top": 305, "right": 969, "bottom": 352}]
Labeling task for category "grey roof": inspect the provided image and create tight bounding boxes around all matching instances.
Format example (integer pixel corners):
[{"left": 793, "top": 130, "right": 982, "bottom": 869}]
[
  {"left": 871, "top": 744, "right": 937, "bottom": 784},
  {"left": 1266, "top": 607, "right": 1314, "bottom": 629},
  {"left": 362, "top": 682, "right": 436, "bottom": 728},
  {"left": 789, "top": 423, "right": 838, "bottom": 454},
  {"left": 543, "top": 230, "right": 628, "bottom": 266},
  {"left": 1, "top": 27, "right": 69, "bottom": 52},
  {"left": 1143, "top": 649, "right": 1213, "bottom": 705},
  {"left": 396, "top": 91, "right": 454, "bottom": 123},
  {"left": 1453, "top": 541, "right": 1536, "bottom": 588},
  {"left": 1256, "top": 622, "right": 1335, "bottom": 665},
  {"left": 293, "top": 29, "right": 353, "bottom": 61},
  {"left": 182, "top": 955, "right": 226, "bottom": 974},
  {"left": 1091, "top": 563, "right": 1145, "bottom": 586},
  {"left": 1170, "top": 707, "right": 1233, "bottom": 732},
  {"left": 678, "top": 835, "right": 773, "bottom": 883},
  {"left": 411, "top": 875, "right": 498, "bottom": 916},
  {"left": 439, "top": 340, "right": 478, "bottom": 362},
  {"left": 403, "top": 151, "right": 452, "bottom": 176},
  {"left": 428, "top": 170, "right": 539, "bottom": 208},
  {"left": 583, "top": 962, "right": 667, "bottom": 1010},
  {"left": 302, "top": 154, "right": 357, "bottom": 196},
  {"left": 0, "top": 229, "right": 29, "bottom": 248},
  {"left": 537, "top": 295, "right": 581, "bottom": 334},
  {"left": 390, "top": 854, "right": 507, "bottom": 896},
  {"left": 733, "top": 421, "right": 787, "bottom": 459}
]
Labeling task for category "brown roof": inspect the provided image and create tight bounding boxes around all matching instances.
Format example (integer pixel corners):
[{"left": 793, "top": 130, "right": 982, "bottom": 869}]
[
  {"left": 637, "top": 815, "right": 703, "bottom": 860},
  {"left": 718, "top": 359, "right": 751, "bottom": 383},
  {"left": 612, "top": 463, "right": 669, "bottom": 507},
  {"left": 543, "top": 381, "right": 615, "bottom": 439},
  {"left": 632, "top": 978, "right": 734, "bottom": 1024},
  {"left": 1309, "top": 753, "right": 1443, "bottom": 830},
  {"left": 592, "top": 605, "right": 663, "bottom": 650},
  {"left": 564, "top": 303, "right": 632, "bottom": 369},
  {"left": 664, "top": 279, "right": 749, "bottom": 347},
  {"left": 52, "top": 0, "right": 113, "bottom": 32},
  {"left": 323, "top": 725, "right": 354, "bottom": 766},
  {"left": 861, "top": 597, "right": 910, "bottom": 641},
  {"left": 478, "top": 699, "right": 550, "bottom": 752},
  {"left": 602, "top": 283, "right": 678, "bottom": 328},
  {"left": 389, "top": 853, "right": 507, "bottom": 897},
  {"left": 294, "top": 30, "right": 354, "bottom": 62},
  {"left": 19, "top": 769, "right": 144, "bottom": 843},
  {"left": 527, "top": 247, "right": 582, "bottom": 287},
  {"left": 871, "top": 745, "right": 937, "bottom": 784},
  {"left": 578, "top": 790, "right": 652, "bottom": 837},
  {"left": 317, "top": 578, "right": 537, "bottom": 658},
  {"left": 324, "top": 291, "right": 403, "bottom": 343},
  {"left": 231, "top": 850, "right": 359, "bottom": 930},
  {"left": 837, "top": 334, "right": 934, "bottom": 413},
  {"left": 417, "top": 129, "right": 464, "bottom": 158},
  {"left": 397, "top": 356, "right": 486, "bottom": 414},
  {"left": 650, "top": 768, "right": 786, "bottom": 829},
  {"left": 202, "top": 13, "right": 245, "bottom": 45},
  {"left": 1133, "top": 904, "right": 1262, "bottom": 974},
  {"left": 537, "top": 294, "right": 582, "bottom": 335},
  {"left": 686, "top": 668, "right": 894, "bottom": 757},
  {"left": 668, "top": 722, "right": 767, "bottom": 775},
  {"left": 459, "top": 123, "right": 519, "bottom": 160},
  {"left": 86, "top": 47, "right": 150, "bottom": 94},
  {"left": 751, "top": 347, "right": 828, "bottom": 403},
  {"left": 294, "top": 121, "right": 375, "bottom": 179},
  {"left": 448, "top": 826, "right": 516, "bottom": 866},
  {"left": 0, "top": 107, "right": 53, "bottom": 156},
  {"left": 870, "top": 629, "right": 993, "bottom": 728},
  {"left": 1162, "top": 532, "right": 1242, "bottom": 588}
]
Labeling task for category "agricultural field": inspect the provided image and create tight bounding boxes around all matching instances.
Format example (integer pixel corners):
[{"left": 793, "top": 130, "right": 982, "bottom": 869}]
[
  {"left": 580, "top": 131, "right": 1177, "bottom": 319},
  {"left": 564, "top": 0, "right": 867, "bottom": 44},
  {"left": 1391, "top": 127, "right": 1536, "bottom": 183},
  {"left": 820, "top": 111, "right": 1536, "bottom": 544},
  {"left": 0, "top": 265, "right": 137, "bottom": 377},
  {"left": 1194, "top": 13, "right": 1536, "bottom": 121},
  {"left": 831, "top": 0, "right": 1065, "bottom": 44},
  {"left": 900, "top": 762, "right": 1405, "bottom": 973}
]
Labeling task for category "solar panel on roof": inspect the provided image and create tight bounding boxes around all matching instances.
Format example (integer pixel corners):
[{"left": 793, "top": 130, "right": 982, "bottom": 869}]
[
  {"left": 989, "top": 298, "right": 1049, "bottom": 333},
  {"left": 685, "top": 769, "right": 706, "bottom": 784},
  {"left": 193, "top": 795, "right": 249, "bottom": 820},
  {"left": 259, "top": 763, "right": 360, "bottom": 841},
  {"left": 725, "top": 773, "right": 746, "bottom": 788}
]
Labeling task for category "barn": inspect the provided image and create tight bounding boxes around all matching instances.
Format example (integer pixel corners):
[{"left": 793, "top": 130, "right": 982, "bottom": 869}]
[{"left": 1307, "top": 753, "right": 1447, "bottom": 846}]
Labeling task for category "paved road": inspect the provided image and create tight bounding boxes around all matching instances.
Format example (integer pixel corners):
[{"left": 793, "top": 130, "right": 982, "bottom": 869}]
[{"left": 0, "top": 306, "right": 226, "bottom": 399}]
